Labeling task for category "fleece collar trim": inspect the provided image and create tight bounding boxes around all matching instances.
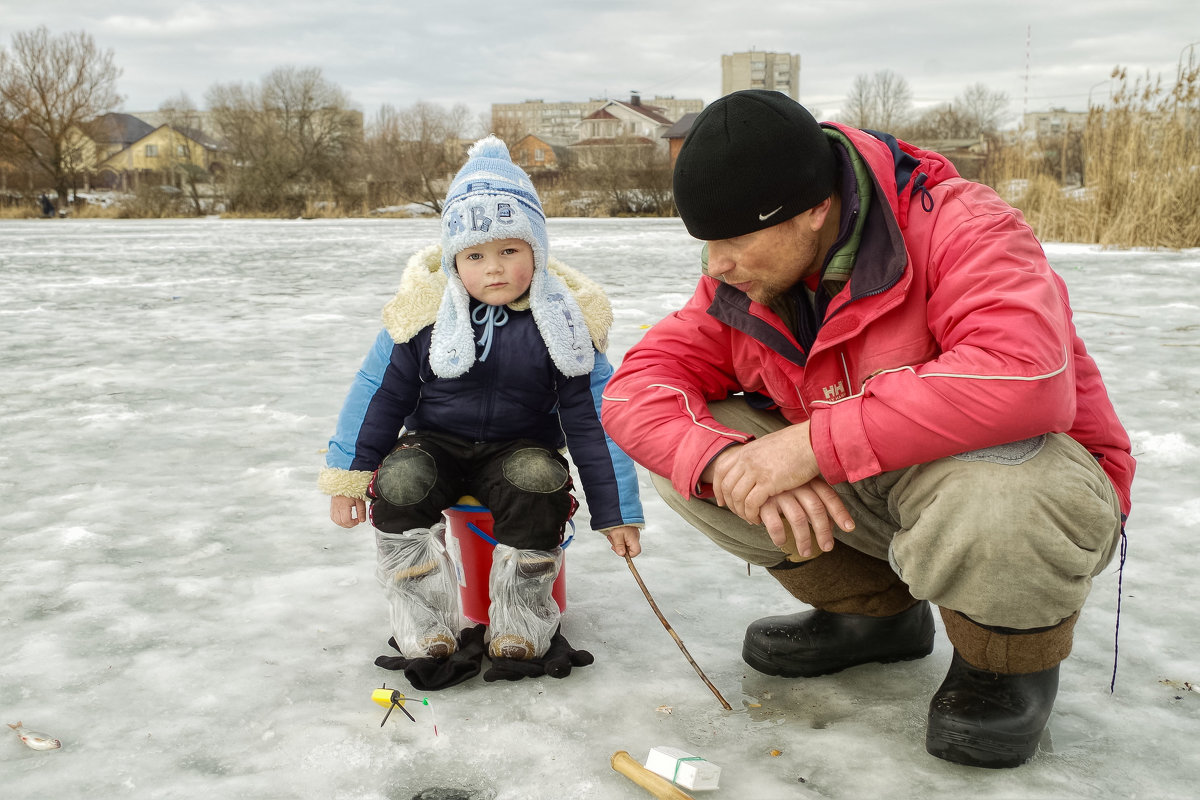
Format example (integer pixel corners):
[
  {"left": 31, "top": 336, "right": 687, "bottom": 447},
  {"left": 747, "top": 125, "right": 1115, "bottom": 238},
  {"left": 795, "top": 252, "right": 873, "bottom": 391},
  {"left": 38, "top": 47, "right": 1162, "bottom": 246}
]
[{"left": 381, "top": 244, "right": 612, "bottom": 375}]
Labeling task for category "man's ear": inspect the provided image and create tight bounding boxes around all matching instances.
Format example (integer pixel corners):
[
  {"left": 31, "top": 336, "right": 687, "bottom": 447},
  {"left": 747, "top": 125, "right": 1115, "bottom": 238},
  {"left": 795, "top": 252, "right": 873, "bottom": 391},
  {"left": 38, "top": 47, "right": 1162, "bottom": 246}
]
[{"left": 806, "top": 196, "right": 834, "bottom": 231}]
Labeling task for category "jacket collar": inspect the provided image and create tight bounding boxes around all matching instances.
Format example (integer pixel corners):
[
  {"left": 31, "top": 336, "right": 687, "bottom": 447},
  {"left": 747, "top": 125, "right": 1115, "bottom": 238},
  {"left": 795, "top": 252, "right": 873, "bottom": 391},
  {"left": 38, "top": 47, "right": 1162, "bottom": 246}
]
[
  {"left": 819, "top": 125, "right": 910, "bottom": 305},
  {"left": 381, "top": 243, "right": 613, "bottom": 352}
]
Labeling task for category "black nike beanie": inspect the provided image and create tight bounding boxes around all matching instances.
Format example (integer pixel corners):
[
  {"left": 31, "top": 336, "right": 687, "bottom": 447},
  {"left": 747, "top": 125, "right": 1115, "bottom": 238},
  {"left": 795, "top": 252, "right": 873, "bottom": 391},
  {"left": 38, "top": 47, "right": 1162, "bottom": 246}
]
[{"left": 673, "top": 89, "right": 836, "bottom": 241}]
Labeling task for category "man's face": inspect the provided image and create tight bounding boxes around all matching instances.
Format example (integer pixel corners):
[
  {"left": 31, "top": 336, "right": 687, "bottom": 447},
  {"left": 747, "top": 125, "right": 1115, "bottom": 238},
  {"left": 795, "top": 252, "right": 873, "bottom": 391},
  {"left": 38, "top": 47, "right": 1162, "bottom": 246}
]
[{"left": 702, "top": 209, "right": 825, "bottom": 306}]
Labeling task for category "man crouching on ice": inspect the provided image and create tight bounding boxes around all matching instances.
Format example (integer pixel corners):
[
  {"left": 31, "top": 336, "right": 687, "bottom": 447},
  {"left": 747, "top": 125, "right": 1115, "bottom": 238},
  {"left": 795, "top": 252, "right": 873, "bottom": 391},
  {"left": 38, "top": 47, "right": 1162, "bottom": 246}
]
[{"left": 600, "top": 90, "right": 1133, "bottom": 768}]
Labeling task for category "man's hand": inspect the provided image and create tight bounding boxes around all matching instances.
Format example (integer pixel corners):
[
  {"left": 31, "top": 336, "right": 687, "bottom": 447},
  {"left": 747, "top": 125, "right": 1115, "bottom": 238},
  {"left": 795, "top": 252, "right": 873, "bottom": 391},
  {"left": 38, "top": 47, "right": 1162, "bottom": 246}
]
[
  {"left": 604, "top": 525, "right": 642, "bottom": 558},
  {"left": 330, "top": 495, "right": 367, "bottom": 528},
  {"left": 707, "top": 422, "right": 821, "bottom": 518},
  {"left": 758, "top": 479, "right": 851, "bottom": 558},
  {"left": 701, "top": 422, "right": 854, "bottom": 556}
]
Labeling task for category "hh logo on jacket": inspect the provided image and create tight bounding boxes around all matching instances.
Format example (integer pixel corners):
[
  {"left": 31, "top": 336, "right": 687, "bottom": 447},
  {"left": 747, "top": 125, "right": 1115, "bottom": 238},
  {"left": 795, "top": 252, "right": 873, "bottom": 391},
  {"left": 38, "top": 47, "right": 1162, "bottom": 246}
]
[{"left": 822, "top": 380, "right": 846, "bottom": 401}]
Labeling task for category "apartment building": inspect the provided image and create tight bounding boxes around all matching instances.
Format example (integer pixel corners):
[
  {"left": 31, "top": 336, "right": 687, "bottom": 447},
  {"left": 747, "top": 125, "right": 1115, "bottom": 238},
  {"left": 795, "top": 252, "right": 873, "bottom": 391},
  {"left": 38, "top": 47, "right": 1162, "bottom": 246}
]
[
  {"left": 721, "top": 50, "right": 800, "bottom": 99},
  {"left": 1022, "top": 108, "right": 1089, "bottom": 138}
]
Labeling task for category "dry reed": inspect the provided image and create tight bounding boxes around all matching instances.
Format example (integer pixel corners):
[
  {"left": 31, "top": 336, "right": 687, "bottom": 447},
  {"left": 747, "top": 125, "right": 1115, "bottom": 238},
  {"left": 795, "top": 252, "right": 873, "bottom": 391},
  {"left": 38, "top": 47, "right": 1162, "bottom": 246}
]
[{"left": 989, "top": 66, "right": 1200, "bottom": 249}]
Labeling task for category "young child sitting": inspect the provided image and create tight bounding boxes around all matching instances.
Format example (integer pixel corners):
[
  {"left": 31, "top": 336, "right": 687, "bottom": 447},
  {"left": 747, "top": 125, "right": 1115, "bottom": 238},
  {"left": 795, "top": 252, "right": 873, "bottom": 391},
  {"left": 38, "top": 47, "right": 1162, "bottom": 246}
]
[{"left": 319, "top": 136, "right": 643, "bottom": 690}]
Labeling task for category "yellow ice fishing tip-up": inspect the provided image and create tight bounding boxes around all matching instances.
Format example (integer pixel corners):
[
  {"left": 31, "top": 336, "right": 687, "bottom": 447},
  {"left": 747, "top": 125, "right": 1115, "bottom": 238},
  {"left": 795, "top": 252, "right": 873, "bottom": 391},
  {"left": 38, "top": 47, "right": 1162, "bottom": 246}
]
[{"left": 372, "top": 684, "right": 427, "bottom": 726}]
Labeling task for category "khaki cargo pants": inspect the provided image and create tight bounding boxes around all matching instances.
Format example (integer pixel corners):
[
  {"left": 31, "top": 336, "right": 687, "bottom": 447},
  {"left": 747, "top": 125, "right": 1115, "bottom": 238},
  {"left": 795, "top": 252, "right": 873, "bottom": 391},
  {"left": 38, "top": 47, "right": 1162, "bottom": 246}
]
[{"left": 651, "top": 398, "right": 1124, "bottom": 629}]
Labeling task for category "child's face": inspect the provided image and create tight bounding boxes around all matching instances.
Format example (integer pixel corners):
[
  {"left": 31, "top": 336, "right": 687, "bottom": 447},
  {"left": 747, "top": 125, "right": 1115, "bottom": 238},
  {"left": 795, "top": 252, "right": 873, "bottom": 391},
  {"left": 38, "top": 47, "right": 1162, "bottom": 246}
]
[{"left": 454, "top": 238, "right": 535, "bottom": 306}]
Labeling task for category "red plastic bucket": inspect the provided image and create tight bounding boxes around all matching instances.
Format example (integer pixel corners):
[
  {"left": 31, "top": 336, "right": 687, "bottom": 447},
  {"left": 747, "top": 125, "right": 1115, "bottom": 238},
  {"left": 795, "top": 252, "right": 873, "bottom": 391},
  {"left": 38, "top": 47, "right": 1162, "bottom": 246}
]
[{"left": 443, "top": 498, "right": 569, "bottom": 625}]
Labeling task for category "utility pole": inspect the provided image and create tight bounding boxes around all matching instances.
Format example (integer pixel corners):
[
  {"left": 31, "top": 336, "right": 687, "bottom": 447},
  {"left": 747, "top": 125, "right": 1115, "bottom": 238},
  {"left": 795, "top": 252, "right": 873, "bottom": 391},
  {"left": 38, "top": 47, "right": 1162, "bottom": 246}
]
[{"left": 1023, "top": 25, "right": 1032, "bottom": 118}]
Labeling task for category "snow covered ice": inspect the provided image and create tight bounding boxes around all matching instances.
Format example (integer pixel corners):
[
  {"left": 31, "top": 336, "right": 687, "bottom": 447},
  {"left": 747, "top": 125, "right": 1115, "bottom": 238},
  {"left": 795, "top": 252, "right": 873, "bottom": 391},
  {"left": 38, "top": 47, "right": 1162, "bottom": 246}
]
[{"left": 1, "top": 217, "right": 1197, "bottom": 798}]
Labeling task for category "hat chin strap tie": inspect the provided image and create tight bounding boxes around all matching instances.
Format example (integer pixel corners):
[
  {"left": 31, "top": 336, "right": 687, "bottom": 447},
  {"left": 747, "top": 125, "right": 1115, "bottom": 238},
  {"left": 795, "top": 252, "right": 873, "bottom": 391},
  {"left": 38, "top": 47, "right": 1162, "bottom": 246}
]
[{"left": 472, "top": 303, "right": 509, "bottom": 362}]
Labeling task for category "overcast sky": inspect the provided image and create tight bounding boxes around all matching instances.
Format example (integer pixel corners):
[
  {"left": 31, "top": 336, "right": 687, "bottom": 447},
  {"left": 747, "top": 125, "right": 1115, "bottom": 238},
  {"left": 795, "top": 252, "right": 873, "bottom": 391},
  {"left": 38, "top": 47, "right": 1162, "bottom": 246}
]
[{"left": 3, "top": 1, "right": 1198, "bottom": 128}]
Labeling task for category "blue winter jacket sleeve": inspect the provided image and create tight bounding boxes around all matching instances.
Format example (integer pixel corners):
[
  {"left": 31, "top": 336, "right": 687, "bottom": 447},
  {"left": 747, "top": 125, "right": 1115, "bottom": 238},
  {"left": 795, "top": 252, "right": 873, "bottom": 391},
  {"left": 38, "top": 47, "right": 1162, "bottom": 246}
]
[
  {"left": 556, "top": 350, "right": 645, "bottom": 530},
  {"left": 326, "top": 329, "right": 419, "bottom": 473}
]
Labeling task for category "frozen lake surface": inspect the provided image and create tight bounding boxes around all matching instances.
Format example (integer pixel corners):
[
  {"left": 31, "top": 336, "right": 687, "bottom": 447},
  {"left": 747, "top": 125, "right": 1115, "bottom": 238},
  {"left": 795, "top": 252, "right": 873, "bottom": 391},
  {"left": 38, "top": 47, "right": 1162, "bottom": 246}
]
[{"left": 2, "top": 218, "right": 1197, "bottom": 798}]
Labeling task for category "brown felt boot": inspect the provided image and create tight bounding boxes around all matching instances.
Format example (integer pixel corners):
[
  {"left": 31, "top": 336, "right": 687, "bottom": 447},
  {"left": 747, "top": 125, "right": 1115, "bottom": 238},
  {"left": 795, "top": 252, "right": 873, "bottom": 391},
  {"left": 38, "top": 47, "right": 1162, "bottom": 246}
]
[
  {"left": 742, "top": 542, "right": 935, "bottom": 677},
  {"left": 926, "top": 609, "right": 1077, "bottom": 768},
  {"left": 766, "top": 540, "right": 919, "bottom": 616},
  {"left": 487, "top": 547, "right": 562, "bottom": 661}
]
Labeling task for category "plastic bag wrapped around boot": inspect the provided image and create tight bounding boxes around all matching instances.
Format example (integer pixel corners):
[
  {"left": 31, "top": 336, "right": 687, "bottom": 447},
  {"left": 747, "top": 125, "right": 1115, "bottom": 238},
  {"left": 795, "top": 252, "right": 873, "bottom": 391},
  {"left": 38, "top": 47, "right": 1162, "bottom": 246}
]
[
  {"left": 376, "top": 523, "right": 462, "bottom": 659},
  {"left": 488, "top": 544, "right": 562, "bottom": 660}
]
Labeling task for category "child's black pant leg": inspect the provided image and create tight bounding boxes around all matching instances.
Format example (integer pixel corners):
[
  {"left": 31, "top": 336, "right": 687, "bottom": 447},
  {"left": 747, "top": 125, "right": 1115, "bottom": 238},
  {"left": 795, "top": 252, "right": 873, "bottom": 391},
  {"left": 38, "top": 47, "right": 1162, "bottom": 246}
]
[
  {"left": 370, "top": 433, "right": 467, "bottom": 533},
  {"left": 471, "top": 440, "right": 574, "bottom": 550}
]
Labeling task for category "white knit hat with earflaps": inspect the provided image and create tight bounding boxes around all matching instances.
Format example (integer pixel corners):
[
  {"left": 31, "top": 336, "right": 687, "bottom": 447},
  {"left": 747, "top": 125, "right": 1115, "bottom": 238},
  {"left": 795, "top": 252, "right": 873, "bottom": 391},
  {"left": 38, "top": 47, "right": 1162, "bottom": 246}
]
[{"left": 429, "top": 135, "right": 594, "bottom": 379}]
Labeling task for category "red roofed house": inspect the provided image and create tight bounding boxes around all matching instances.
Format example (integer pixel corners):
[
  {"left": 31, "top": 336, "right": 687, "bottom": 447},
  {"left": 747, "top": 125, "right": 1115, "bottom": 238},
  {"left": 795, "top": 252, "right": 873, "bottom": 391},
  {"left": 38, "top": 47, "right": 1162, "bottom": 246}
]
[
  {"left": 510, "top": 133, "right": 561, "bottom": 172},
  {"left": 568, "top": 94, "right": 675, "bottom": 167}
]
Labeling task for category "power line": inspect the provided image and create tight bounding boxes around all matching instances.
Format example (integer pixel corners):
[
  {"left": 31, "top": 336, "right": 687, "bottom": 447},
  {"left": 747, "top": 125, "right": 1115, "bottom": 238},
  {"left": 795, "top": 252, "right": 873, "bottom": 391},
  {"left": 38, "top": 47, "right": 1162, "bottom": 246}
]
[{"left": 640, "top": 60, "right": 713, "bottom": 97}]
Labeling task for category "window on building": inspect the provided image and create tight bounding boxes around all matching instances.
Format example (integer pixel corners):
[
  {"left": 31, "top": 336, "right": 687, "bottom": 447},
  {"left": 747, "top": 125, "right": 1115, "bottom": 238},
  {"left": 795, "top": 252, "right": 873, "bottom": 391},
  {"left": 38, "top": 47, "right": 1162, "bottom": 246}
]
[
  {"left": 177, "top": 145, "right": 189, "bottom": 157},
  {"left": 145, "top": 144, "right": 158, "bottom": 157},
  {"left": 534, "top": 148, "right": 545, "bottom": 163}
]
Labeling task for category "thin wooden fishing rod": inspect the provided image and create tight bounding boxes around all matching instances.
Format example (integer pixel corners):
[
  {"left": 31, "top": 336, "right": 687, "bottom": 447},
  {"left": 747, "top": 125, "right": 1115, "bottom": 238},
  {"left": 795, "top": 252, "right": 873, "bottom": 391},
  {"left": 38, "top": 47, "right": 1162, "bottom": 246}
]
[{"left": 624, "top": 554, "right": 732, "bottom": 710}]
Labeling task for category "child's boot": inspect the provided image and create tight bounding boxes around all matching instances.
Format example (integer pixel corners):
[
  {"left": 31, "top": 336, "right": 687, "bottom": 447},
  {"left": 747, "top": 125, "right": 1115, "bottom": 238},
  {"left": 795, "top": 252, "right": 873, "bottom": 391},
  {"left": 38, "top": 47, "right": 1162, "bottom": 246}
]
[
  {"left": 375, "top": 523, "right": 461, "bottom": 659},
  {"left": 487, "top": 545, "right": 562, "bottom": 661}
]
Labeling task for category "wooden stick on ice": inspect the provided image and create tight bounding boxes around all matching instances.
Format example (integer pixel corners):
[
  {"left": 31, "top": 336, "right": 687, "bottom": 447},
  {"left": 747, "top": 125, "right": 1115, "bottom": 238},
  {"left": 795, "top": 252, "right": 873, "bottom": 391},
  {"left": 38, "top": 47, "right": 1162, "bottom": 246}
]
[
  {"left": 611, "top": 750, "right": 697, "bottom": 800},
  {"left": 624, "top": 555, "right": 732, "bottom": 710}
]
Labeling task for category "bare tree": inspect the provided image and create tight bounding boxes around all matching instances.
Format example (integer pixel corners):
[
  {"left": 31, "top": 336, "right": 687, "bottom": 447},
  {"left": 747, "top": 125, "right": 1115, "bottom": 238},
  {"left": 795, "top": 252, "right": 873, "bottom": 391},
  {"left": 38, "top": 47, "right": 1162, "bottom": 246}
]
[
  {"left": 908, "top": 82, "right": 1012, "bottom": 143},
  {"left": 841, "top": 75, "right": 874, "bottom": 128},
  {"left": 908, "top": 103, "right": 973, "bottom": 140},
  {"left": 157, "top": 93, "right": 211, "bottom": 214},
  {"left": 0, "top": 26, "right": 121, "bottom": 203},
  {"left": 480, "top": 109, "right": 527, "bottom": 144},
  {"left": 954, "top": 83, "right": 1009, "bottom": 137},
  {"left": 363, "top": 100, "right": 473, "bottom": 212},
  {"left": 568, "top": 137, "right": 673, "bottom": 216},
  {"left": 207, "top": 66, "right": 362, "bottom": 214},
  {"left": 0, "top": 123, "right": 20, "bottom": 193},
  {"left": 841, "top": 70, "right": 913, "bottom": 131}
]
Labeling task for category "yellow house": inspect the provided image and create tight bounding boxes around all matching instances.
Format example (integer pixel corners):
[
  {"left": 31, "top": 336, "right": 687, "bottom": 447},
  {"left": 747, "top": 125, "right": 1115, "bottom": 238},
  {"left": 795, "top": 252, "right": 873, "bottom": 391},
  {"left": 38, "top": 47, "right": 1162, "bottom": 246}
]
[
  {"left": 96, "top": 124, "right": 221, "bottom": 189},
  {"left": 85, "top": 113, "right": 156, "bottom": 164}
]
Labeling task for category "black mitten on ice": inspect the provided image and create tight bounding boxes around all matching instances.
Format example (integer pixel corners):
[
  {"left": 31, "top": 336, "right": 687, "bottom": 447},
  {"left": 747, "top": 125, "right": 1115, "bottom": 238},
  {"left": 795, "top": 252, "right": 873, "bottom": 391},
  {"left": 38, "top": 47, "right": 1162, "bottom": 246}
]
[
  {"left": 483, "top": 627, "right": 594, "bottom": 682},
  {"left": 374, "top": 624, "right": 486, "bottom": 691}
]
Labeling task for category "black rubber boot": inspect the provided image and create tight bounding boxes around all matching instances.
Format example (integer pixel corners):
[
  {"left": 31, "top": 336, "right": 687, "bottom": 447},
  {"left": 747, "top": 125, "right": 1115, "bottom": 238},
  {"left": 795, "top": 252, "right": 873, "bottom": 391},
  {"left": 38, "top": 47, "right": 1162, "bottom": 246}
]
[
  {"left": 925, "top": 650, "right": 1060, "bottom": 768},
  {"left": 742, "top": 601, "right": 935, "bottom": 677}
]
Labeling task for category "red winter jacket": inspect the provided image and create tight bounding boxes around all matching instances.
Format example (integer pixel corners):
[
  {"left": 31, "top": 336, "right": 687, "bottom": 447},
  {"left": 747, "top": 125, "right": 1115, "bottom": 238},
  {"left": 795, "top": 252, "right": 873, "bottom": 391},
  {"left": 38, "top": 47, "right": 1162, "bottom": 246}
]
[{"left": 601, "top": 124, "right": 1134, "bottom": 517}]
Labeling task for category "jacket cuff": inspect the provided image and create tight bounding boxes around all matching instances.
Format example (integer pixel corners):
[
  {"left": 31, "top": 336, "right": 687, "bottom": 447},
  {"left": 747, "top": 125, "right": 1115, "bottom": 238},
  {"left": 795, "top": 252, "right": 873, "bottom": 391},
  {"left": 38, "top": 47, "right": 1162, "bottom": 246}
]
[
  {"left": 680, "top": 435, "right": 749, "bottom": 499},
  {"left": 811, "top": 399, "right": 881, "bottom": 485},
  {"left": 318, "top": 467, "right": 373, "bottom": 500},
  {"left": 809, "top": 409, "right": 845, "bottom": 484},
  {"left": 597, "top": 523, "right": 645, "bottom": 534}
]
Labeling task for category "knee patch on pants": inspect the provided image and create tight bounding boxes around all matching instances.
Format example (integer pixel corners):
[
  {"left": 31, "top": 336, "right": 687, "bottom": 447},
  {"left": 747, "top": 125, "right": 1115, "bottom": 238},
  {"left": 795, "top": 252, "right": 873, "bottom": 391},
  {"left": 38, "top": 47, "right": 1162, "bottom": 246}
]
[
  {"left": 375, "top": 446, "right": 438, "bottom": 506},
  {"left": 502, "top": 448, "right": 568, "bottom": 494}
]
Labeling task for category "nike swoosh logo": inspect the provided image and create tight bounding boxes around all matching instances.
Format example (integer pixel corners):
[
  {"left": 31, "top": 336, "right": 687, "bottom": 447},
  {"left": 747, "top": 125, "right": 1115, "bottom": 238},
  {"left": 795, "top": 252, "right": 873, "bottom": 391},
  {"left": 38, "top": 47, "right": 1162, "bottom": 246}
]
[{"left": 758, "top": 206, "right": 783, "bottom": 221}]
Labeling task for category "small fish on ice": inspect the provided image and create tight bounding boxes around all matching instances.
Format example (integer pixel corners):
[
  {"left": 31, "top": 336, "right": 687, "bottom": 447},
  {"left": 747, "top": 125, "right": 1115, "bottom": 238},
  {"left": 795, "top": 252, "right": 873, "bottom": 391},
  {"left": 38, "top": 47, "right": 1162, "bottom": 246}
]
[{"left": 8, "top": 721, "right": 62, "bottom": 750}]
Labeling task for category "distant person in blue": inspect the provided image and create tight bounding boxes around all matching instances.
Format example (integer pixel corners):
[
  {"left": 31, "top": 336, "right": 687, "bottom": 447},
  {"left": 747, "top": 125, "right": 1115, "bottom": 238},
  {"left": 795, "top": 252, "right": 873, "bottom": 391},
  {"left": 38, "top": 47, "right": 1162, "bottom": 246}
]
[
  {"left": 320, "top": 136, "right": 643, "bottom": 690},
  {"left": 39, "top": 194, "right": 54, "bottom": 218}
]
